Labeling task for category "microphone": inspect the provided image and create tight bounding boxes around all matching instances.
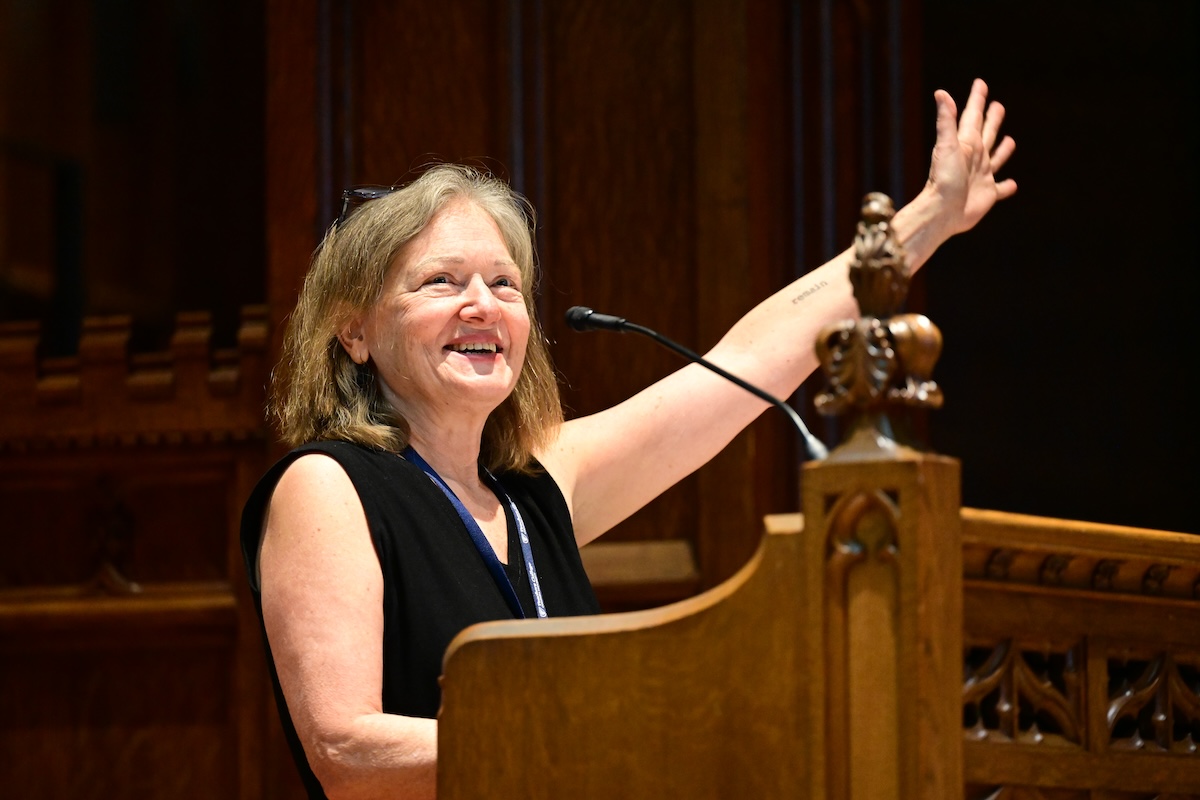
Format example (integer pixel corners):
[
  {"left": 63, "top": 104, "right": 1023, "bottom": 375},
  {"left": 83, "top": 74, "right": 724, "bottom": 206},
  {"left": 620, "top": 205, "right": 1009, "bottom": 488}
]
[
  {"left": 564, "top": 306, "right": 828, "bottom": 461},
  {"left": 564, "top": 306, "right": 626, "bottom": 332}
]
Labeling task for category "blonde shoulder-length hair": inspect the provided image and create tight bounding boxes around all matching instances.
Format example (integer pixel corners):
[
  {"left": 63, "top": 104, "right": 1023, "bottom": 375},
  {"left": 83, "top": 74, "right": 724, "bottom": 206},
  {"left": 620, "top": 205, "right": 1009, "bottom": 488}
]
[{"left": 269, "top": 164, "right": 563, "bottom": 474}]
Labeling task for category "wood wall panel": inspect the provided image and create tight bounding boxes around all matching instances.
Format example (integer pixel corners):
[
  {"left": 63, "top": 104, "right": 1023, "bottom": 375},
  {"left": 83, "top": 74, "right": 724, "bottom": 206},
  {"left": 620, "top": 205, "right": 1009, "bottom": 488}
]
[
  {"left": 0, "top": 453, "right": 230, "bottom": 588},
  {"left": 537, "top": 0, "right": 701, "bottom": 552},
  {"left": 0, "top": 450, "right": 257, "bottom": 799},
  {"left": 353, "top": 0, "right": 511, "bottom": 185},
  {"left": 265, "top": 0, "right": 319, "bottom": 354},
  {"left": 692, "top": 0, "right": 800, "bottom": 586},
  {"left": 0, "top": 642, "right": 237, "bottom": 799}
]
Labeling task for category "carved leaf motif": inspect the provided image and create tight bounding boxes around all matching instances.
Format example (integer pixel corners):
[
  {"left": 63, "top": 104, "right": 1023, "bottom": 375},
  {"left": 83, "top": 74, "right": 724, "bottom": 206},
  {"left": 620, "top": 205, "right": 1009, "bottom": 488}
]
[
  {"left": 1092, "top": 559, "right": 1122, "bottom": 590},
  {"left": 849, "top": 193, "right": 908, "bottom": 317},
  {"left": 1038, "top": 554, "right": 1072, "bottom": 586},
  {"left": 813, "top": 193, "right": 943, "bottom": 437},
  {"left": 814, "top": 319, "right": 896, "bottom": 415},
  {"left": 985, "top": 549, "right": 1015, "bottom": 580},
  {"left": 1142, "top": 563, "right": 1173, "bottom": 595}
]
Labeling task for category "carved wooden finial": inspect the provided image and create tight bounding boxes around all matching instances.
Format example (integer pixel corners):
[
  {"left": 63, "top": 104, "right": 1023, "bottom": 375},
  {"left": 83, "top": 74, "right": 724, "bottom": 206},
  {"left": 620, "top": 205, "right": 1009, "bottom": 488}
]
[
  {"left": 814, "top": 193, "right": 944, "bottom": 453},
  {"left": 848, "top": 192, "right": 909, "bottom": 317}
]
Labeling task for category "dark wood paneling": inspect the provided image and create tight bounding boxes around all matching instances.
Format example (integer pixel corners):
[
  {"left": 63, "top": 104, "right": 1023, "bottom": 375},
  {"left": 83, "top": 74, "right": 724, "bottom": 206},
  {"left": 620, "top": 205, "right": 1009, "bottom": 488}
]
[
  {"left": 0, "top": 453, "right": 230, "bottom": 588},
  {"left": 0, "top": 643, "right": 237, "bottom": 800},
  {"left": 537, "top": 0, "right": 700, "bottom": 552},
  {"left": 0, "top": 0, "right": 265, "bottom": 354},
  {"left": 353, "top": 1, "right": 511, "bottom": 184},
  {"left": 266, "top": 0, "right": 320, "bottom": 351}
]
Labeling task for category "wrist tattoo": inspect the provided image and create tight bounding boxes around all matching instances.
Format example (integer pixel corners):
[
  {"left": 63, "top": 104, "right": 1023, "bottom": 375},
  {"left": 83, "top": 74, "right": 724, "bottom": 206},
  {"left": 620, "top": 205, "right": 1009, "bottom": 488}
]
[{"left": 791, "top": 280, "right": 828, "bottom": 305}]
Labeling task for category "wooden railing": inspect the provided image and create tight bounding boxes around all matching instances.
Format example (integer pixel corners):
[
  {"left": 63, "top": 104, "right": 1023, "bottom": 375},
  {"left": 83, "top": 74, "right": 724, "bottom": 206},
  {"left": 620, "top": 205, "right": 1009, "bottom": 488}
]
[{"left": 437, "top": 456, "right": 1200, "bottom": 798}]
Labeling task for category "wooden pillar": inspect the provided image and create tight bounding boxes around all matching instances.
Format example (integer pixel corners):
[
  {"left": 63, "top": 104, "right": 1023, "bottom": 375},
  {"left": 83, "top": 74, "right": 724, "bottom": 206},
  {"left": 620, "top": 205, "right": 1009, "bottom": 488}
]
[{"left": 800, "top": 447, "right": 963, "bottom": 799}]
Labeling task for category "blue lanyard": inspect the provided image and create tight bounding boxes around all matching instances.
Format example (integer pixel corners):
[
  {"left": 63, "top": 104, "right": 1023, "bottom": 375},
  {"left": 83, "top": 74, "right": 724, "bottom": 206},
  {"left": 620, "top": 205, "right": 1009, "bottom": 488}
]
[{"left": 401, "top": 447, "right": 547, "bottom": 619}]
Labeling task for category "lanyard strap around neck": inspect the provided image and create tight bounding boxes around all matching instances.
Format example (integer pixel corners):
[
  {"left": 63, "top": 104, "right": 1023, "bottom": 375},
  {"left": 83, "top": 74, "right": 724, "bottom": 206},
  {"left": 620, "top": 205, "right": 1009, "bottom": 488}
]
[{"left": 402, "top": 447, "right": 547, "bottom": 619}]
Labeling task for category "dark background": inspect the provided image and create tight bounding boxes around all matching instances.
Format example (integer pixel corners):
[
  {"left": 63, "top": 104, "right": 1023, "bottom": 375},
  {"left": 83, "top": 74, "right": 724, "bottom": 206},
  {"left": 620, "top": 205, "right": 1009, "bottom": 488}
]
[{"left": 921, "top": 1, "right": 1198, "bottom": 533}]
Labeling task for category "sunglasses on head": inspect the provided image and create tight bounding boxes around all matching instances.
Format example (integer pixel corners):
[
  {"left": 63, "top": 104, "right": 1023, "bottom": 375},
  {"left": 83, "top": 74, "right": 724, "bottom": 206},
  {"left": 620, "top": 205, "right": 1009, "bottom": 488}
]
[{"left": 335, "top": 185, "right": 398, "bottom": 229}]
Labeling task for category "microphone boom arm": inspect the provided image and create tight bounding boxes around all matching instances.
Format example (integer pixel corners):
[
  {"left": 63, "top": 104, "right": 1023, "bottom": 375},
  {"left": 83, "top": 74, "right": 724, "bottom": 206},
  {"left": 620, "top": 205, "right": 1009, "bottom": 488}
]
[
  {"left": 565, "top": 306, "right": 828, "bottom": 460},
  {"left": 625, "top": 322, "right": 829, "bottom": 461}
]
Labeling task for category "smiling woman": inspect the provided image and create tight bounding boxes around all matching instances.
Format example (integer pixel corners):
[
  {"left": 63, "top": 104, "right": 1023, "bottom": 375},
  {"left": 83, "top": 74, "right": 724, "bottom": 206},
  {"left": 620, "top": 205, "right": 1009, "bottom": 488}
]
[
  {"left": 241, "top": 78, "right": 1016, "bottom": 799},
  {"left": 336, "top": 200, "right": 532, "bottom": 434},
  {"left": 268, "top": 166, "right": 562, "bottom": 473}
]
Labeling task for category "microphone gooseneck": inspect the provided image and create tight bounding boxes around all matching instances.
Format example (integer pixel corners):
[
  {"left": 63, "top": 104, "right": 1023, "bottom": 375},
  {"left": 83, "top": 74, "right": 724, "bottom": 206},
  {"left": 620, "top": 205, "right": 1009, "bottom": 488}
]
[{"left": 563, "top": 306, "right": 829, "bottom": 461}]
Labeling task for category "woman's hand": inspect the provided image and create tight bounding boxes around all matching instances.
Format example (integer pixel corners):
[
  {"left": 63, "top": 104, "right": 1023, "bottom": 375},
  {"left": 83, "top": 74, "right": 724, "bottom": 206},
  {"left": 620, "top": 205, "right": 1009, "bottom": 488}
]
[
  {"left": 926, "top": 78, "right": 1018, "bottom": 238},
  {"left": 894, "top": 78, "right": 1017, "bottom": 271}
]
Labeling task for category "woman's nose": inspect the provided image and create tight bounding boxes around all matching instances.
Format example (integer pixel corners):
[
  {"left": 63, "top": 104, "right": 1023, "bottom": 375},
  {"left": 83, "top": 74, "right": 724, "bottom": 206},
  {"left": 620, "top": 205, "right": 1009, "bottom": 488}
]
[{"left": 460, "top": 274, "right": 500, "bottom": 321}]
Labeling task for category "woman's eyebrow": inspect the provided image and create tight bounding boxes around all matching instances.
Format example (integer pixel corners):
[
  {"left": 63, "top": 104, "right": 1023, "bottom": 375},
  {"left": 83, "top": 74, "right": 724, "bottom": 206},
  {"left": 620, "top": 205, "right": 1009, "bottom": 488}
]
[{"left": 413, "top": 255, "right": 517, "bottom": 269}]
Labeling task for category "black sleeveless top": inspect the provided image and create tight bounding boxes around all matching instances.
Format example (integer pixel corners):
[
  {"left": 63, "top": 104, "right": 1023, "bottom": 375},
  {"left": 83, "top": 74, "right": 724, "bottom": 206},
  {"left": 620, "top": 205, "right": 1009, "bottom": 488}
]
[{"left": 240, "top": 441, "right": 600, "bottom": 798}]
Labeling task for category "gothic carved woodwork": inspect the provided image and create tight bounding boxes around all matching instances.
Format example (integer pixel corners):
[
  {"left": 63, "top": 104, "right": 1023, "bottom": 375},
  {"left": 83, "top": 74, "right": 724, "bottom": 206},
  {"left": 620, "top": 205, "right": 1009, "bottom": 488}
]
[
  {"left": 963, "top": 640, "right": 1082, "bottom": 746},
  {"left": 0, "top": 307, "right": 271, "bottom": 799},
  {"left": 0, "top": 306, "right": 268, "bottom": 449},
  {"left": 1108, "top": 653, "right": 1200, "bottom": 754},
  {"left": 796, "top": 191, "right": 965, "bottom": 799},
  {"left": 815, "top": 193, "right": 944, "bottom": 434},
  {"left": 961, "top": 508, "right": 1200, "bottom": 797},
  {"left": 962, "top": 641, "right": 1200, "bottom": 757},
  {"left": 823, "top": 488, "right": 904, "bottom": 798}
]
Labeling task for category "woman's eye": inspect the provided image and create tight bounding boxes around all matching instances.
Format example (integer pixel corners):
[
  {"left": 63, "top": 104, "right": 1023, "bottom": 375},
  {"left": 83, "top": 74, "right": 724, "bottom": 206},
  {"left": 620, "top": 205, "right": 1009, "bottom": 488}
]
[{"left": 427, "top": 275, "right": 450, "bottom": 285}]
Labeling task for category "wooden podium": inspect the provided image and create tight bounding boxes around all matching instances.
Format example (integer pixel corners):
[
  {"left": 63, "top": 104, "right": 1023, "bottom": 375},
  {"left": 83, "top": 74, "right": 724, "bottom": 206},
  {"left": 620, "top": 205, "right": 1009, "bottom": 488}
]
[
  {"left": 439, "top": 443, "right": 966, "bottom": 799},
  {"left": 437, "top": 197, "right": 1200, "bottom": 798}
]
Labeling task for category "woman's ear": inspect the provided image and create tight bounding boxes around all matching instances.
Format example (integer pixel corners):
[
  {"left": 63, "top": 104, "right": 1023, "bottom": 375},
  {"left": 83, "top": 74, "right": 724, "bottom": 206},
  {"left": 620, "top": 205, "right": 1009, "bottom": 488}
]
[{"left": 337, "top": 317, "right": 370, "bottom": 365}]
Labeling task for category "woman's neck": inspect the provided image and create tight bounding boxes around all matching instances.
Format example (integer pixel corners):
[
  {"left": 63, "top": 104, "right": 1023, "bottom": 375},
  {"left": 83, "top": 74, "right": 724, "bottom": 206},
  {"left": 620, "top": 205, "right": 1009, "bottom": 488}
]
[{"left": 405, "top": 419, "right": 488, "bottom": 488}]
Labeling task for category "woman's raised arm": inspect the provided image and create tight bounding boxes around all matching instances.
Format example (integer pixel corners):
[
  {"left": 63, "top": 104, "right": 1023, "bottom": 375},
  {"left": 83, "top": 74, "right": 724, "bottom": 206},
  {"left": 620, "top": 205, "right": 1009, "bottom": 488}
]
[{"left": 540, "top": 79, "right": 1016, "bottom": 546}]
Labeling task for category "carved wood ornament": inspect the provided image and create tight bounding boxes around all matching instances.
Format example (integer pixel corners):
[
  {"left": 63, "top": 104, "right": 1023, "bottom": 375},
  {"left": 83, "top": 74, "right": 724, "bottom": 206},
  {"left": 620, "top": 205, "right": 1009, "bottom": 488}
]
[
  {"left": 815, "top": 193, "right": 943, "bottom": 450},
  {"left": 963, "top": 640, "right": 1083, "bottom": 746}
]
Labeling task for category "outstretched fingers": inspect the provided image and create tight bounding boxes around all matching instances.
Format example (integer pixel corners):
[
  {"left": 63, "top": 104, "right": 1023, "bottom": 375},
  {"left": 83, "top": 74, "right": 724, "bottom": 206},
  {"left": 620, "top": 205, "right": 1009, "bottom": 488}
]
[
  {"left": 991, "top": 134, "right": 1016, "bottom": 172},
  {"left": 927, "top": 78, "right": 1019, "bottom": 232},
  {"left": 958, "top": 78, "right": 989, "bottom": 137},
  {"left": 933, "top": 89, "right": 960, "bottom": 152},
  {"left": 995, "top": 175, "right": 1018, "bottom": 201},
  {"left": 982, "top": 101, "right": 1006, "bottom": 152}
]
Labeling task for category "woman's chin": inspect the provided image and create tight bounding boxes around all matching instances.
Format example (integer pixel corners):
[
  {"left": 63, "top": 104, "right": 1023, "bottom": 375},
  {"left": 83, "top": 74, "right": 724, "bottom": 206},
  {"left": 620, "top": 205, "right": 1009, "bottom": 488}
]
[{"left": 443, "top": 368, "right": 518, "bottom": 404}]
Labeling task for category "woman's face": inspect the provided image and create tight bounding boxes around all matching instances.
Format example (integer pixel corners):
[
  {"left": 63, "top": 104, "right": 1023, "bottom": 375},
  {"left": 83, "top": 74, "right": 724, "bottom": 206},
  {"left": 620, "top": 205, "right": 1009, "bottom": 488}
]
[{"left": 345, "top": 198, "right": 531, "bottom": 425}]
